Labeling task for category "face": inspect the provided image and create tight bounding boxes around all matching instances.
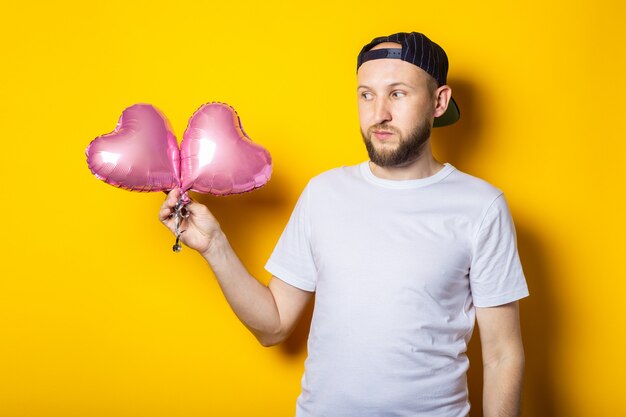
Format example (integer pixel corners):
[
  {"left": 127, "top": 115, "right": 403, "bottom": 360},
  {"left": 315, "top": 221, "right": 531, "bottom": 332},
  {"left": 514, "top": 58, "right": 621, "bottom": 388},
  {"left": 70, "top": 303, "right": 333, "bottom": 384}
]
[{"left": 357, "top": 42, "right": 438, "bottom": 167}]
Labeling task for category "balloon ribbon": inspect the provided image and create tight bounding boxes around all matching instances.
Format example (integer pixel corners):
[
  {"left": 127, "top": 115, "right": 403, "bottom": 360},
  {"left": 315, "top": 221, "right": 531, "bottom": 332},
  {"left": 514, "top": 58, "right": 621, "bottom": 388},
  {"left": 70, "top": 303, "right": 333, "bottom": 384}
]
[{"left": 172, "top": 195, "right": 190, "bottom": 253}]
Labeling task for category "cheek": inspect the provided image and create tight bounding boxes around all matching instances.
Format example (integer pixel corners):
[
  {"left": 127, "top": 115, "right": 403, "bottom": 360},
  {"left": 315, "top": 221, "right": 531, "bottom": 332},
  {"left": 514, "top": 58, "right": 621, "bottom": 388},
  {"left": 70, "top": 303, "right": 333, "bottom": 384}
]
[
  {"left": 394, "top": 107, "right": 419, "bottom": 131},
  {"left": 395, "top": 98, "right": 430, "bottom": 126},
  {"left": 357, "top": 103, "right": 372, "bottom": 126}
]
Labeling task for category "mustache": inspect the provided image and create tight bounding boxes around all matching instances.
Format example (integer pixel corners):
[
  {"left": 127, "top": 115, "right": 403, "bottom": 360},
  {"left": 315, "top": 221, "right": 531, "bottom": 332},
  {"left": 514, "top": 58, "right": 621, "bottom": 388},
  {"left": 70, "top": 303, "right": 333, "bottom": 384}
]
[{"left": 368, "top": 124, "right": 399, "bottom": 134}]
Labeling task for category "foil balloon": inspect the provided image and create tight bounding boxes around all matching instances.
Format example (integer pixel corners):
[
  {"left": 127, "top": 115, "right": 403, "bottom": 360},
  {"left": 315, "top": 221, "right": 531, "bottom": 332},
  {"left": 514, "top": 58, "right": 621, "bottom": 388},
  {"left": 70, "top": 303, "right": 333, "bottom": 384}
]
[
  {"left": 86, "top": 102, "right": 272, "bottom": 195},
  {"left": 85, "top": 104, "right": 181, "bottom": 191},
  {"left": 180, "top": 102, "right": 272, "bottom": 196},
  {"left": 85, "top": 101, "right": 272, "bottom": 253}
]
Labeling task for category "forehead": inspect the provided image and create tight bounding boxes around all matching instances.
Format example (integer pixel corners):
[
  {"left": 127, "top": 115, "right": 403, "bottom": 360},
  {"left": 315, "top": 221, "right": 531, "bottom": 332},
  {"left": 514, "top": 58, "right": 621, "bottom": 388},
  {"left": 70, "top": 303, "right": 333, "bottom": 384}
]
[{"left": 357, "top": 56, "right": 428, "bottom": 89}]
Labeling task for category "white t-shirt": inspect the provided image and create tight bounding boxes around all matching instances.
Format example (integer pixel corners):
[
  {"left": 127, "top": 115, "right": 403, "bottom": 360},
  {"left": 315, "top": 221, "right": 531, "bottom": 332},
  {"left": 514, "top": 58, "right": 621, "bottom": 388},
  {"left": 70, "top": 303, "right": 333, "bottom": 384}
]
[{"left": 264, "top": 161, "right": 529, "bottom": 417}]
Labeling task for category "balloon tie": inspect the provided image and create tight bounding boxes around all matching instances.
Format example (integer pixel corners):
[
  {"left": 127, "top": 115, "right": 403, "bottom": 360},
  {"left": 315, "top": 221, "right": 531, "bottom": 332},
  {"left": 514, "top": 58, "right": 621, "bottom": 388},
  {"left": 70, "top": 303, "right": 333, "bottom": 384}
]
[{"left": 172, "top": 194, "right": 190, "bottom": 253}]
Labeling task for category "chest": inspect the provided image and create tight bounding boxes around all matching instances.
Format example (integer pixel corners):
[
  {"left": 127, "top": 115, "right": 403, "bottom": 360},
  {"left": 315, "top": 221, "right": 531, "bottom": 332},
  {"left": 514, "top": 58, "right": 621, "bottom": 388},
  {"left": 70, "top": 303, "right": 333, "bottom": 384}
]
[{"left": 309, "top": 190, "right": 474, "bottom": 298}]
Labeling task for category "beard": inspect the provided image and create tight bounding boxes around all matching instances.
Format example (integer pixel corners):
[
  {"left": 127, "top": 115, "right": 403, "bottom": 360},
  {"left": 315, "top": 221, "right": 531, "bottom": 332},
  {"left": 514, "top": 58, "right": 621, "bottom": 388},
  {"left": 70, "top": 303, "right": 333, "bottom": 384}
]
[{"left": 361, "top": 116, "right": 432, "bottom": 167}]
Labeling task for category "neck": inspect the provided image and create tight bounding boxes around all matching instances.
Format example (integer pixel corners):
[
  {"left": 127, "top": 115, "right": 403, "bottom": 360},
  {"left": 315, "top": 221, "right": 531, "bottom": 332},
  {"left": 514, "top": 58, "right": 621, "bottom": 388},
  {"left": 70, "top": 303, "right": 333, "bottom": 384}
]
[{"left": 369, "top": 145, "right": 444, "bottom": 181}]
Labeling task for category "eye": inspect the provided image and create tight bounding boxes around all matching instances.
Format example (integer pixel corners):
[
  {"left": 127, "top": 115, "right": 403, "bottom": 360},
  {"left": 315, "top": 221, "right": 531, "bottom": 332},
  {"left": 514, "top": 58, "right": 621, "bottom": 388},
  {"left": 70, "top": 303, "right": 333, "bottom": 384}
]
[
  {"left": 391, "top": 90, "right": 406, "bottom": 98},
  {"left": 361, "top": 92, "right": 373, "bottom": 100}
]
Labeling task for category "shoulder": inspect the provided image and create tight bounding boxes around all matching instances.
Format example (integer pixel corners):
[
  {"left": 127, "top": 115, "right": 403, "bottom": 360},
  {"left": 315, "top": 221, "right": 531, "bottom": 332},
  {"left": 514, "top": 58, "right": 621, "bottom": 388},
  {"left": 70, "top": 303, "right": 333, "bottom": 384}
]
[
  {"left": 439, "top": 166, "right": 514, "bottom": 229},
  {"left": 306, "top": 163, "right": 361, "bottom": 189},
  {"left": 445, "top": 166, "right": 505, "bottom": 204},
  {"left": 448, "top": 166, "right": 504, "bottom": 196}
]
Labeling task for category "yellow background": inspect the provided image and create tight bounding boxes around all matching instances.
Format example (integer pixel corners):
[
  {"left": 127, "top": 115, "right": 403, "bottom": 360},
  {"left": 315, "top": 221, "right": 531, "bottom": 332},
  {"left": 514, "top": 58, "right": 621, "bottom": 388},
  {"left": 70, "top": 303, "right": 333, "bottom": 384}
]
[{"left": 1, "top": 0, "right": 624, "bottom": 416}]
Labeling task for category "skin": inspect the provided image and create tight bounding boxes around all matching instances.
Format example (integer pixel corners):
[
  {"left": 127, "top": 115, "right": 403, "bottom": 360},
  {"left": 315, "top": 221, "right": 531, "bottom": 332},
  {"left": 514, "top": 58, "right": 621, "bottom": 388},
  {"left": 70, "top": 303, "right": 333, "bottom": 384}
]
[{"left": 159, "top": 41, "right": 525, "bottom": 416}]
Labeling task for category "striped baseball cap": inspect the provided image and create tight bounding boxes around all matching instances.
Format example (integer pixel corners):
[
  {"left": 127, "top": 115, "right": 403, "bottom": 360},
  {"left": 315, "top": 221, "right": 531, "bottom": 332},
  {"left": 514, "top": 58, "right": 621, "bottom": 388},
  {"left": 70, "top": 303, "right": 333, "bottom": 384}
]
[{"left": 357, "top": 32, "right": 460, "bottom": 127}]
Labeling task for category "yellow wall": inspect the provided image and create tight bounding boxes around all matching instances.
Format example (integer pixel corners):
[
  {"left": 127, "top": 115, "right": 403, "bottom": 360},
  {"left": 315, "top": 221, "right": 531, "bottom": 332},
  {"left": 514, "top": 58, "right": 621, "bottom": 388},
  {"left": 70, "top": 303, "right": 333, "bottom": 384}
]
[{"left": 1, "top": 0, "right": 624, "bottom": 416}]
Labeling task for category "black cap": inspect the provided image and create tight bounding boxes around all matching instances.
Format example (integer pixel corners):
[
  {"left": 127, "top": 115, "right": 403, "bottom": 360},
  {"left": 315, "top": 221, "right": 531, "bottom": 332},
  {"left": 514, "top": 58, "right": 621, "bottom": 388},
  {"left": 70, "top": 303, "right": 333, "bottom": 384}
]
[{"left": 357, "top": 32, "right": 460, "bottom": 128}]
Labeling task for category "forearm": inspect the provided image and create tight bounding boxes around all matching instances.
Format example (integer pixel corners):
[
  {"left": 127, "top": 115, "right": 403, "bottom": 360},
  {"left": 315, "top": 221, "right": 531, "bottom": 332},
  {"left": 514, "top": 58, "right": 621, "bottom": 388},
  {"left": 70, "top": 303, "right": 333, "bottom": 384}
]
[
  {"left": 200, "top": 229, "right": 281, "bottom": 346},
  {"left": 482, "top": 355, "right": 525, "bottom": 417}
]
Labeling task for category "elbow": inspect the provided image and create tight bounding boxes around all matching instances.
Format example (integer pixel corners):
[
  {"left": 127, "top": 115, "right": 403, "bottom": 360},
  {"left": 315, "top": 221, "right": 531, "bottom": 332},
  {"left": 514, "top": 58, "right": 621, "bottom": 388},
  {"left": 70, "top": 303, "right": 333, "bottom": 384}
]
[
  {"left": 259, "top": 338, "right": 280, "bottom": 348},
  {"left": 484, "top": 348, "right": 526, "bottom": 371},
  {"left": 256, "top": 330, "right": 286, "bottom": 348}
]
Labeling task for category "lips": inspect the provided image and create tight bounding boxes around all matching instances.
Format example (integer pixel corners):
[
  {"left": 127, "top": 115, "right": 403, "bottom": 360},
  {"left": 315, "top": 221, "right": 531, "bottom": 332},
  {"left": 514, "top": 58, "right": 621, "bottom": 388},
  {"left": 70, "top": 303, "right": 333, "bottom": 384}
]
[{"left": 372, "top": 130, "right": 395, "bottom": 140}]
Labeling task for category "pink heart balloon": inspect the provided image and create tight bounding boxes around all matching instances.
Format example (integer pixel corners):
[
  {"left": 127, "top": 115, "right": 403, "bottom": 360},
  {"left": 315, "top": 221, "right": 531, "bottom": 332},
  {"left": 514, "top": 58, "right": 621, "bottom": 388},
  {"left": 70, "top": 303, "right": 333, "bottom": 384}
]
[
  {"left": 181, "top": 102, "right": 272, "bottom": 196},
  {"left": 86, "top": 102, "right": 272, "bottom": 196},
  {"left": 86, "top": 104, "right": 181, "bottom": 191}
]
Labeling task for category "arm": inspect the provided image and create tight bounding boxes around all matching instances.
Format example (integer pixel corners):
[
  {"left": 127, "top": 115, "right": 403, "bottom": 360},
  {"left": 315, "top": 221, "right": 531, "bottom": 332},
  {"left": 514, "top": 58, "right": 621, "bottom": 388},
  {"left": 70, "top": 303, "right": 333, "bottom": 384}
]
[
  {"left": 476, "top": 301, "right": 525, "bottom": 417},
  {"left": 159, "top": 188, "right": 313, "bottom": 347}
]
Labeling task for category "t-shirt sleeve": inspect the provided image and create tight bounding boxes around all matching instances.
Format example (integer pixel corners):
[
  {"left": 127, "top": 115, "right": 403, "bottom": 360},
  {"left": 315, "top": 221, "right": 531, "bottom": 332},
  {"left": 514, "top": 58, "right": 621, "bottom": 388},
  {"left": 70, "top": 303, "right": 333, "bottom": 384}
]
[
  {"left": 264, "top": 182, "right": 318, "bottom": 292},
  {"left": 469, "top": 193, "right": 529, "bottom": 307}
]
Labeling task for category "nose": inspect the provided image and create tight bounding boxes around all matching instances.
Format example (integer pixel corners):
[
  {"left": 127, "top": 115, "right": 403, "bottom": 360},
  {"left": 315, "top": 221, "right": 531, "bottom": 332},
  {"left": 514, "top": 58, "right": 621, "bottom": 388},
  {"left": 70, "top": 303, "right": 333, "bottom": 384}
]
[{"left": 374, "top": 96, "right": 392, "bottom": 124}]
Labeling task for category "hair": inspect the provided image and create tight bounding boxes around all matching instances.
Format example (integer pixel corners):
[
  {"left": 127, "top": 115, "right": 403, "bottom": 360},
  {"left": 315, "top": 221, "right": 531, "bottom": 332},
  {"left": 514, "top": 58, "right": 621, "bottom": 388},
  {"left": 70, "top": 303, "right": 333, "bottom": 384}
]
[{"left": 427, "top": 76, "right": 439, "bottom": 96}]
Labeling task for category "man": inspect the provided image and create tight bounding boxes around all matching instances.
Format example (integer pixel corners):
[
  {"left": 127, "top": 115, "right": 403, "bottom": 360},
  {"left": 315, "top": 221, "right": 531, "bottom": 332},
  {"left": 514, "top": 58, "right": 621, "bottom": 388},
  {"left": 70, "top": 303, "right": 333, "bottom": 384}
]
[{"left": 159, "top": 32, "right": 529, "bottom": 417}]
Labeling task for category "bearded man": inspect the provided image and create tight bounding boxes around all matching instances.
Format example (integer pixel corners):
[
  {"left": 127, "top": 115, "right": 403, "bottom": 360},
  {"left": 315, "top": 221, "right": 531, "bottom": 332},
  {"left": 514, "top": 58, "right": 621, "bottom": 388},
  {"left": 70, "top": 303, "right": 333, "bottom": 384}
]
[{"left": 160, "top": 31, "right": 529, "bottom": 417}]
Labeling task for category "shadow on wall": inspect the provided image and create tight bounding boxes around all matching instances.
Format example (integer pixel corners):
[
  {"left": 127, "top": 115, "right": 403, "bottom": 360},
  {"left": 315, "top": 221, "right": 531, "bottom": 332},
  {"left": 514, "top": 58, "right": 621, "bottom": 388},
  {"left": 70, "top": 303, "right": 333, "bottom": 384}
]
[
  {"left": 193, "top": 160, "right": 318, "bottom": 357},
  {"left": 193, "top": 164, "right": 292, "bottom": 264},
  {"left": 515, "top": 221, "right": 559, "bottom": 417},
  {"left": 438, "top": 78, "right": 559, "bottom": 416},
  {"left": 463, "top": 222, "right": 558, "bottom": 417},
  {"left": 192, "top": 164, "right": 318, "bottom": 355},
  {"left": 435, "top": 77, "right": 484, "bottom": 168}
]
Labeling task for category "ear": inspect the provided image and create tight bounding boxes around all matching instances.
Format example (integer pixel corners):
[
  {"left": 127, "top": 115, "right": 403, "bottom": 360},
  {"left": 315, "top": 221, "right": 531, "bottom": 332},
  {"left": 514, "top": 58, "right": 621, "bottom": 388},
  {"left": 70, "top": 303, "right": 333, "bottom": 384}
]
[{"left": 433, "top": 85, "right": 452, "bottom": 118}]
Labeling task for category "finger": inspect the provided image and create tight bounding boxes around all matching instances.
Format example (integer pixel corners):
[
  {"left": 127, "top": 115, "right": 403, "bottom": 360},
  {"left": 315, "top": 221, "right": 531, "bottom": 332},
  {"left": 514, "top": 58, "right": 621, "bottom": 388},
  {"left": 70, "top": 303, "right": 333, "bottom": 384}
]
[
  {"left": 159, "top": 188, "right": 179, "bottom": 211},
  {"left": 166, "top": 187, "right": 180, "bottom": 205},
  {"left": 159, "top": 189, "right": 180, "bottom": 222},
  {"left": 159, "top": 205, "right": 173, "bottom": 222}
]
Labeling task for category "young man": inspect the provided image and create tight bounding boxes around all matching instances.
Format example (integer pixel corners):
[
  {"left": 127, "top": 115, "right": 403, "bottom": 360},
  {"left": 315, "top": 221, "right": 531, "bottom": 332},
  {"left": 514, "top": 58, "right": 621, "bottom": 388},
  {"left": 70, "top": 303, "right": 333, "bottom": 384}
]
[{"left": 160, "top": 32, "right": 529, "bottom": 417}]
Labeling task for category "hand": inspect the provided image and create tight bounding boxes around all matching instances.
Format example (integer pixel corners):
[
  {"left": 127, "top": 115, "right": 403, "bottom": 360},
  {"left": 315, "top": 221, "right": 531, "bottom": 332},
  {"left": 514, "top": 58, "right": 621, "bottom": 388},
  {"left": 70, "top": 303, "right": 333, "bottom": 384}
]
[{"left": 159, "top": 188, "right": 222, "bottom": 255}]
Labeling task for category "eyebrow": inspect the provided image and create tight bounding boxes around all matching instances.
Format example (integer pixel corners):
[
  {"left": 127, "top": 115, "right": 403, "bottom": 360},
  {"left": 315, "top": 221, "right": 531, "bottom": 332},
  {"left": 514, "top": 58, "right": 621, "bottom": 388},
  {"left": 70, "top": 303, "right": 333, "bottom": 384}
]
[{"left": 356, "top": 82, "right": 415, "bottom": 91}]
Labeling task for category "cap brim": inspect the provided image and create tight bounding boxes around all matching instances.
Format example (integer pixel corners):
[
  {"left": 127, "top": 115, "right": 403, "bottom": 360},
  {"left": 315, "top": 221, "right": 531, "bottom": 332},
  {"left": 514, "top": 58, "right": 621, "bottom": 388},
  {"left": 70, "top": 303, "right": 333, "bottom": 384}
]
[{"left": 433, "top": 96, "right": 460, "bottom": 128}]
